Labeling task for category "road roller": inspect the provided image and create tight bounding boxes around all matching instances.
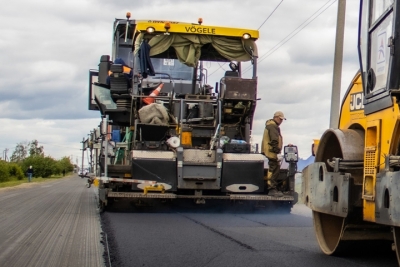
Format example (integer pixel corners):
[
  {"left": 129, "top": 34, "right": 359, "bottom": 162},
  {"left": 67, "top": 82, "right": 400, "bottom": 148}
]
[{"left": 302, "top": 0, "right": 400, "bottom": 263}]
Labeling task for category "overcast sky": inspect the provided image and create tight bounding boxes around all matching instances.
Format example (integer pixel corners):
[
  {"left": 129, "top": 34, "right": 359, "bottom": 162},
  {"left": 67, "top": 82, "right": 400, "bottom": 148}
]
[{"left": 0, "top": 0, "right": 360, "bottom": 165}]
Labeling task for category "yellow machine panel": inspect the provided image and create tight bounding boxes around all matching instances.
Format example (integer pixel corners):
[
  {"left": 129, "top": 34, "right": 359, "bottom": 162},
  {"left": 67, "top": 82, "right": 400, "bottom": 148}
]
[
  {"left": 301, "top": 1, "right": 400, "bottom": 264},
  {"left": 135, "top": 20, "right": 259, "bottom": 39}
]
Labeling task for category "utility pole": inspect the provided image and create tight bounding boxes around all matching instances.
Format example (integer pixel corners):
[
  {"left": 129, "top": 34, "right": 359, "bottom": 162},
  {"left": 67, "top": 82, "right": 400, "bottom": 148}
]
[
  {"left": 95, "top": 147, "right": 99, "bottom": 176},
  {"left": 3, "top": 148, "right": 8, "bottom": 162},
  {"left": 81, "top": 138, "right": 85, "bottom": 172},
  {"left": 102, "top": 115, "right": 109, "bottom": 178},
  {"left": 330, "top": 0, "right": 346, "bottom": 128},
  {"left": 90, "top": 132, "right": 93, "bottom": 173}
]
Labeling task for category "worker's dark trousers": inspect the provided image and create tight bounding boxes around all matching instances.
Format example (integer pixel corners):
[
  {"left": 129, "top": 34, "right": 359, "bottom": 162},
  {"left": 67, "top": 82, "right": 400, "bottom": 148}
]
[{"left": 267, "top": 158, "right": 280, "bottom": 189}]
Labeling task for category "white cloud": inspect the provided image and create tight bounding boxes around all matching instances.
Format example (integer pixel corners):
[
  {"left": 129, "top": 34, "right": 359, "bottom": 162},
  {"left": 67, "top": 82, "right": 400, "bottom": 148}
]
[
  {"left": 0, "top": 118, "right": 99, "bottom": 164},
  {"left": 0, "top": 0, "right": 362, "bottom": 162}
]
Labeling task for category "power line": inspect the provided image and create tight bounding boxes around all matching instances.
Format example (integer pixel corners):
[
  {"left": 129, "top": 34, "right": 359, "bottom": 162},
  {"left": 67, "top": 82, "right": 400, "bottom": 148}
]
[
  {"left": 207, "top": 0, "right": 284, "bottom": 78},
  {"left": 243, "top": 0, "right": 337, "bottom": 74},
  {"left": 260, "top": 0, "right": 336, "bottom": 64},
  {"left": 38, "top": 141, "right": 81, "bottom": 150},
  {"left": 207, "top": 62, "right": 228, "bottom": 79},
  {"left": 258, "top": 0, "right": 284, "bottom": 30},
  {"left": 208, "top": 0, "right": 334, "bottom": 79},
  {"left": 208, "top": 0, "right": 284, "bottom": 78}
]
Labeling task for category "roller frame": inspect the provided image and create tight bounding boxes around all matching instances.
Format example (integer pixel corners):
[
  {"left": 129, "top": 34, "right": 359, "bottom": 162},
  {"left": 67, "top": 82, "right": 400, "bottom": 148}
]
[{"left": 302, "top": 162, "right": 350, "bottom": 218}]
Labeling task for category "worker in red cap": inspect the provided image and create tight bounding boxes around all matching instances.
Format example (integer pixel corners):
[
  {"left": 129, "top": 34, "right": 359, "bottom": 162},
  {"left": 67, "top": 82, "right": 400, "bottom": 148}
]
[{"left": 261, "top": 111, "right": 286, "bottom": 197}]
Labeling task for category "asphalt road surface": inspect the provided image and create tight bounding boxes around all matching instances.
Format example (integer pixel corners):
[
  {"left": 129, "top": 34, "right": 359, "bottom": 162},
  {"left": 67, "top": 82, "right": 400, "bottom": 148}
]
[
  {"left": 1, "top": 176, "right": 398, "bottom": 267},
  {"left": 0, "top": 176, "right": 105, "bottom": 267},
  {"left": 102, "top": 201, "right": 398, "bottom": 267}
]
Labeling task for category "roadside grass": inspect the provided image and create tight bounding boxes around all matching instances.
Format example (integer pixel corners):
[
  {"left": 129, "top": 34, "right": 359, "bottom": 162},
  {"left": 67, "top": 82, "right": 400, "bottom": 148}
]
[{"left": 0, "top": 174, "right": 72, "bottom": 188}]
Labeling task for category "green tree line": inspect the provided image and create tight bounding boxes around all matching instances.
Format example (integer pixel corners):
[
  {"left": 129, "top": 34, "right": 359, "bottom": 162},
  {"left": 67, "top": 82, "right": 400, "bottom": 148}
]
[{"left": 0, "top": 140, "right": 74, "bottom": 182}]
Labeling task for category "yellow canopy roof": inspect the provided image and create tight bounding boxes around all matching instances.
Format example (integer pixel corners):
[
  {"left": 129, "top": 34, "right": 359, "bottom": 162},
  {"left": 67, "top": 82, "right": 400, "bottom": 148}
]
[{"left": 134, "top": 20, "right": 259, "bottom": 39}]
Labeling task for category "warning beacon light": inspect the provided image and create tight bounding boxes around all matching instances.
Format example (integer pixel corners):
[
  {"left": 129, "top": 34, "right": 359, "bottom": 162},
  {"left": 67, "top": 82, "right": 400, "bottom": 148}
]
[{"left": 164, "top": 21, "right": 171, "bottom": 35}]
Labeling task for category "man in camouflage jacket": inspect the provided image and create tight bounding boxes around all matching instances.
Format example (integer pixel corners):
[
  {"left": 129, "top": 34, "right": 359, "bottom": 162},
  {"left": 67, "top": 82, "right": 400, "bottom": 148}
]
[{"left": 261, "top": 111, "right": 286, "bottom": 197}]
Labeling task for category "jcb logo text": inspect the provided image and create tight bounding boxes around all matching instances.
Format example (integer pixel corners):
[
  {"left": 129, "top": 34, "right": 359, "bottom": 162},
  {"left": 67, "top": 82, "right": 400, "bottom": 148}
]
[{"left": 350, "top": 93, "right": 364, "bottom": 111}]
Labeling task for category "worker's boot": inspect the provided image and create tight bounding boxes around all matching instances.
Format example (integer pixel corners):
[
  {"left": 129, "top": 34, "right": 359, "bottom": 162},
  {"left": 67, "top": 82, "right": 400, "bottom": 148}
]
[
  {"left": 263, "top": 180, "right": 270, "bottom": 193},
  {"left": 263, "top": 176, "right": 272, "bottom": 192},
  {"left": 267, "top": 188, "right": 283, "bottom": 197}
]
